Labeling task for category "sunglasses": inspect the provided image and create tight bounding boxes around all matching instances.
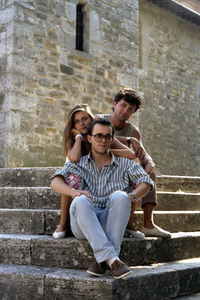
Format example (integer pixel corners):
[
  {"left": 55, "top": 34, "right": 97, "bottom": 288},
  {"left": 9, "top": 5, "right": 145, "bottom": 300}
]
[{"left": 91, "top": 133, "right": 113, "bottom": 142}]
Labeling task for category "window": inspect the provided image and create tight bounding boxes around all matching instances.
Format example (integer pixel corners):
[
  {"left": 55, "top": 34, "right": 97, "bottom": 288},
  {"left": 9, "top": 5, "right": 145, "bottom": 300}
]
[
  {"left": 76, "top": 3, "right": 89, "bottom": 52},
  {"left": 76, "top": 4, "right": 84, "bottom": 51}
]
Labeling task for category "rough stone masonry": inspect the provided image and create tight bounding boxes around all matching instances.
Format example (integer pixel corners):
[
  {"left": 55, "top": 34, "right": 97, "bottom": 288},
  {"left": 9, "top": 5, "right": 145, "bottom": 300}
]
[{"left": 0, "top": 0, "right": 200, "bottom": 176}]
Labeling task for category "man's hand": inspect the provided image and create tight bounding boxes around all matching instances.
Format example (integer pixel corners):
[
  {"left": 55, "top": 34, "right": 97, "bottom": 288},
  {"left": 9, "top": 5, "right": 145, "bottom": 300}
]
[
  {"left": 70, "top": 188, "right": 93, "bottom": 200},
  {"left": 128, "top": 194, "right": 142, "bottom": 204},
  {"left": 130, "top": 138, "right": 145, "bottom": 161}
]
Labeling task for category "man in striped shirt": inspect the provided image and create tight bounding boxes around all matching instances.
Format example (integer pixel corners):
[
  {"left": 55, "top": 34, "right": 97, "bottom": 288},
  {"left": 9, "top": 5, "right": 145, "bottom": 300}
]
[{"left": 51, "top": 118, "right": 154, "bottom": 279}]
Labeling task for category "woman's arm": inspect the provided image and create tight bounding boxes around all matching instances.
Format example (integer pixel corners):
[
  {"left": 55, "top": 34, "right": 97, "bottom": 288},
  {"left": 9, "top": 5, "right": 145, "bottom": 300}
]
[{"left": 67, "top": 129, "right": 82, "bottom": 163}]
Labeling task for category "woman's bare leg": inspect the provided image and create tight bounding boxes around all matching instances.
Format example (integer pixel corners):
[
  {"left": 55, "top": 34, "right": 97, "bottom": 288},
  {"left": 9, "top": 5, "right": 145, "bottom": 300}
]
[
  {"left": 56, "top": 195, "right": 72, "bottom": 232},
  {"left": 127, "top": 202, "right": 137, "bottom": 231}
]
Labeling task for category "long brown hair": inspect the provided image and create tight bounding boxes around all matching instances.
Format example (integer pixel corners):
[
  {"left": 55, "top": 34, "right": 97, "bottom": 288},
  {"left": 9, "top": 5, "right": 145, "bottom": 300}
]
[{"left": 63, "top": 104, "right": 94, "bottom": 155}]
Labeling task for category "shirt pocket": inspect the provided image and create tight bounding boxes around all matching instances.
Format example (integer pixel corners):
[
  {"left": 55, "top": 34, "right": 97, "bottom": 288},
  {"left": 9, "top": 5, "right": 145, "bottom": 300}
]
[{"left": 106, "top": 179, "right": 127, "bottom": 192}]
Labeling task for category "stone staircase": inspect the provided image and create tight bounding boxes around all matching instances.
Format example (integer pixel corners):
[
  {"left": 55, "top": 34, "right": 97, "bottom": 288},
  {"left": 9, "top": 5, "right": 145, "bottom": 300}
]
[{"left": 0, "top": 167, "right": 200, "bottom": 299}]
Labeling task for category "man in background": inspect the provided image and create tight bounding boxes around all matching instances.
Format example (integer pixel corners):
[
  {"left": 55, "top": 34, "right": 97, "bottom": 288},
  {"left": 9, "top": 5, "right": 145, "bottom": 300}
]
[{"left": 98, "top": 87, "right": 171, "bottom": 238}]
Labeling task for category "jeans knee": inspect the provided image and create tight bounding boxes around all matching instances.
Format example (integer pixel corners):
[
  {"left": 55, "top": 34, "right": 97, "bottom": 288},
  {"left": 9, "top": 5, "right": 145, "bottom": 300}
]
[
  {"left": 110, "top": 191, "right": 130, "bottom": 209},
  {"left": 72, "top": 194, "right": 92, "bottom": 214}
]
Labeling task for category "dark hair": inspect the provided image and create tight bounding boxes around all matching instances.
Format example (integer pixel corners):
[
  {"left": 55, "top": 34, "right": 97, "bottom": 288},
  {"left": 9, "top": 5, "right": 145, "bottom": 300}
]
[
  {"left": 87, "top": 118, "right": 115, "bottom": 136},
  {"left": 114, "top": 87, "right": 142, "bottom": 112}
]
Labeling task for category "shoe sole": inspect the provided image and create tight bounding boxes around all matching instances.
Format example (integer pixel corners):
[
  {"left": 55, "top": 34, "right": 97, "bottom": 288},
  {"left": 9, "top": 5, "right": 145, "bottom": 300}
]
[
  {"left": 126, "top": 229, "right": 145, "bottom": 238},
  {"left": 87, "top": 270, "right": 104, "bottom": 277},
  {"left": 113, "top": 269, "right": 132, "bottom": 279}
]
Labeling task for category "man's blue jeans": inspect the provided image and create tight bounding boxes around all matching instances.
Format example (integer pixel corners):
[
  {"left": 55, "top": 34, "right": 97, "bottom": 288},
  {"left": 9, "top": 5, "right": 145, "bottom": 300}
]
[{"left": 70, "top": 190, "right": 131, "bottom": 263}]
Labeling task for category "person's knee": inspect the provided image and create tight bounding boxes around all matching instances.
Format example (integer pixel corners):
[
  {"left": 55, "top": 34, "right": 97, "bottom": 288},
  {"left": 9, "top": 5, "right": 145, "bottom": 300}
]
[
  {"left": 110, "top": 191, "right": 130, "bottom": 207},
  {"left": 72, "top": 194, "right": 92, "bottom": 214}
]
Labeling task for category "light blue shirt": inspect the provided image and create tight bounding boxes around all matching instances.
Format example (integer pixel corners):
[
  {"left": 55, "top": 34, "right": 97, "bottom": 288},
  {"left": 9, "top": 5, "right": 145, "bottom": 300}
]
[{"left": 52, "top": 152, "right": 154, "bottom": 209}]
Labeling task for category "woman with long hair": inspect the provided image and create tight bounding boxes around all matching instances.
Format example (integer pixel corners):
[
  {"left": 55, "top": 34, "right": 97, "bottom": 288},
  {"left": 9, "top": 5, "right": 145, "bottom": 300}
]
[{"left": 53, "top": 104, "right": 136, "bottom": 238}]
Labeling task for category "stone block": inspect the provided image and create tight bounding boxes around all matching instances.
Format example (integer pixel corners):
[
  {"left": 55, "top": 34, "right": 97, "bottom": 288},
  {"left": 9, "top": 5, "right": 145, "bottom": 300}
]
[
  {"left": 0, "top": 187, "right": 29, "bottom": 208},
  {"left": 112, "top": 267, "right": 179, "bottom": 299},
  {"left": 0, "top": 264, "right": 46, "bottom": 300},
  {"left": 0, "top": 56, "right": 7, "bottom": 75},
  {"left": 44, "top": 270, "right": 113, "bottom": 300},
  {"left": 133, "top": 211, "right": 200, "bottom": 232},
  {"left": 154, "top": 232, "right": 200, "bottom": 262},
  {"left": 31, "top": 237, "right": 93, "bottom": 268},
  {"left": 27, "top": 187, "right": 60, "bottom": 209},
  {"left": 64, "top": 2, "right": 76, "bottom": 22},
  {"left": 0, "top": 167, "right": 58, "bottom": 187},
  {"left": 156, "top": 192, "right": 200, "bottom": 211},
  {"left": 60, "top": 64, "right": 74, "bottom": 75},
  {"left": 177, "top": 263, "right": 200, "bottom": 296},
  {"left": 0, "top": 7, "right": 14, "bottom": 24},
  {"left": 44, "top": 209, "right": 62, "bottom": 234},
  {"left": 157, "top": 176, "right": 200, "bottom": 192},
  {"left": 0, "top": 234, "right": 31, "bottom": 264},
  {"left": 0, "top": 209, "right": 45, "bottom": 234}
]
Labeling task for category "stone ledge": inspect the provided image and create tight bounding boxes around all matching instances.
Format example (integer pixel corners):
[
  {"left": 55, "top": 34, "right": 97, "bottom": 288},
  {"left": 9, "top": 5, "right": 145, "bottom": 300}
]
[
  {"left": 156, "top": 191, "right": 200, "bottom": 211},
  {"left": 0, "top": 187, "right": 59, "bottom": 209},
  {"left": 0, "top": 209, "right": 200, "bottom": 234},
  {"left": 0, "top": 232, "right": 199, "bottom": 269},
  {"left": 156, "top": 175, "right": 200, "bottom": 192},
  {"left": 1, "top": 187, "right": 200, "bottom": 210},
  {"left": 1, "top": 167, "right": 200, "bottom": 192},
  {"left": 0, "top": 167, "right": 58, "bottom": 187},
  {"left": 0, "top": 258, "right": 200, "bottom": 299},
  {"left": 147, "top": 0, "right": 200, "bottom": 26}
]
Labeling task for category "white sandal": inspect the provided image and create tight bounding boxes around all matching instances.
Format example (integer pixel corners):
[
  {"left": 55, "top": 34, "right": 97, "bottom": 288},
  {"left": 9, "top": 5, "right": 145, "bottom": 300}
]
[{"left": 53, "top": 228, "right": 66, "bottom": 239}]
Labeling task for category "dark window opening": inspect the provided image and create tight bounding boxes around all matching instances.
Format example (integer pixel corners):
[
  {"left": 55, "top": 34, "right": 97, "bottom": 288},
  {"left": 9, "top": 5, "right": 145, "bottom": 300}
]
[{"left": 76, "top": 4, "right": 84, "bottom": 51}]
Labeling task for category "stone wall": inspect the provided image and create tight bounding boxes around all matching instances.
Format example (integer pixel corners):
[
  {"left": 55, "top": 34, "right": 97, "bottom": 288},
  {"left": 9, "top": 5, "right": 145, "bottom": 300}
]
[
  {"left": 0, "top": 0, "right": 14, "bottom": 168},
  {"left": 139, "top": 0, "right": 200, "bottom": 176},
  {"left": 1, "top": 0, "right": 200, "bottom": 176},
  {"left": 0, "top": 0, "right": 139, "bottom": 167}
]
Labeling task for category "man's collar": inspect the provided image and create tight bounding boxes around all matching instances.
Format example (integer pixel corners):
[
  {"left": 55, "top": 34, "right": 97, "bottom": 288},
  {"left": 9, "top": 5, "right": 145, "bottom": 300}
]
[{"left": 87, "top": 151, "right": 119, "bottom": 166}]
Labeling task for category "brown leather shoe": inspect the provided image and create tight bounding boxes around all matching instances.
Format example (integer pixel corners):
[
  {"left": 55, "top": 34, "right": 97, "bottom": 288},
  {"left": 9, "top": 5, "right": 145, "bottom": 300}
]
[
  {"left": 110, "top": 260, "right": 131, "bottom": 279},
  {"left": 87, "top": 261, "right": 108, "bottom": 277}
]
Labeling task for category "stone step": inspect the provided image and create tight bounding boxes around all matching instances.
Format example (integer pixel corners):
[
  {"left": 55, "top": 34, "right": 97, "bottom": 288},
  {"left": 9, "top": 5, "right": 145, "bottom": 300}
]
[
  {"left": 0, "top": 209, "right": 199, "bottom": 234},
  {"left": 0, "top": 187, "right": 60, "bottom": 209},
  {"left": 0, "top": 167, "right": 57, "bottom": 187},
  {"left": 0, "top": 258, "right": 200, "bottom": 299},
  {"left": 1, "top": 167, "right": 200, "bottom": 193},
  {"left": 0, "top": 232, "right": 199, "bottom": 269},
  {"left": 176, "top": 293, "right": 200, "bottom": 299},
  {"left": 156, "top": 175, "right": 200, "bottom": 193},
  {"left": 1, "top": 187, "right": 200, "bottom": 211},
  {"left": 156, "top": 191, "right": 200, "bottom": 211}
]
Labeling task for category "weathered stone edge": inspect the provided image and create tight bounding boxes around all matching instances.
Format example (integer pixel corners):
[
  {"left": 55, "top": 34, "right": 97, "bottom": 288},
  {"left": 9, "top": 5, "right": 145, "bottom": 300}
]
[
  {"left": 0, "top": 232, "right": 200, "bottom": 268},
  {"left": 0, "top": 258, "right": 200, "bottom": 299}
]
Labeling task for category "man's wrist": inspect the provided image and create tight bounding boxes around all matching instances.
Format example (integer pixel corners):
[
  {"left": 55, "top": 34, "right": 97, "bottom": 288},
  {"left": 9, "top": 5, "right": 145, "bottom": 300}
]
[
  {"left": 129, "top": 191, "right": 137, "bottom": 202},
  {"left": 126, "top": 137, "right": 131, "bottom": 147}
]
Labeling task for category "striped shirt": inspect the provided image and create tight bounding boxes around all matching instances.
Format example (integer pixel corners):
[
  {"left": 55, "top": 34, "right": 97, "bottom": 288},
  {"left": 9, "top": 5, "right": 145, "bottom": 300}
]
[{"left": 52, "top": 152, "right": 154, "bottom": 209}]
